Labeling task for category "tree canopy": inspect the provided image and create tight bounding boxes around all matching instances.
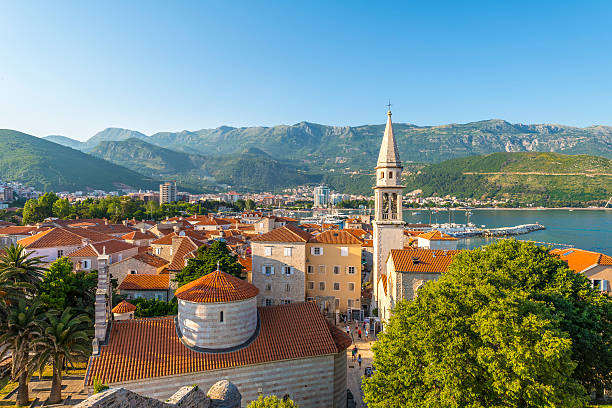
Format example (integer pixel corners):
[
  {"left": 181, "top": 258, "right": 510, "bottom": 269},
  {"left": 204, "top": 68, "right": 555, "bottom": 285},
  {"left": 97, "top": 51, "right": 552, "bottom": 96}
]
[
  {"left": 247, "top": 394, "right": 298, "bottom": 407},
  {"left": 363, "top": 240, "right": 612, "bottom": 408},
  {"left": 173, "top": 241, "right": 244, "bottom": 287}
]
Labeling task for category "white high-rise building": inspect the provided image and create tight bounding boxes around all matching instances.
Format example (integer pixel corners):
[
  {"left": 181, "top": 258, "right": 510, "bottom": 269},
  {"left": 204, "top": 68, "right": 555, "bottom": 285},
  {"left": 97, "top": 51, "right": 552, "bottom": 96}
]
[
  {"left": 313, "top": 185, "right": 330, "bottom": 208},
  {"left": 159, "top": 181, "right": 177, "bottom": 204},
  {"left": 372, "top": 109, "right": 405, "bottom": 315}
]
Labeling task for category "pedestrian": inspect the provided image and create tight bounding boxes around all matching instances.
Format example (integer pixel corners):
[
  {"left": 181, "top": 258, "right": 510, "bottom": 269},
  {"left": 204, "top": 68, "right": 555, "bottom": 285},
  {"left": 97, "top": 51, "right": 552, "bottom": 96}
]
[
  {"left": 346, "top": 325, "right": 350, "bottom": 335},
  {"left": 365, "top": 328, "right": 369, "bottom": 339},
  {"left": 358, "top": 354, "right": 362, "bottom": 369},
  {"left": 352, "top": 346, "right": 358, "bottom": 362},
  {"left": 355, "top": 321, "right": 358, "bottom": 330},
  {"left": 358, "top": 329, "right": 362, "bottom": 339},
  {"left": 362, "top": 321, "right": 366, "bottom": 330}
]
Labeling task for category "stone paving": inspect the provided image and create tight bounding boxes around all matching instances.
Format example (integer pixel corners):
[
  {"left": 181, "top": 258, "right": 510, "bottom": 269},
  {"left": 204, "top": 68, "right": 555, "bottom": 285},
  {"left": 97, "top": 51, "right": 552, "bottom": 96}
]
[
  {"left": 3, "top": 375, "right": 87, "bottom": 407},
  {"left": 342, "top": 323, "right": 377, "bottom": 408}
]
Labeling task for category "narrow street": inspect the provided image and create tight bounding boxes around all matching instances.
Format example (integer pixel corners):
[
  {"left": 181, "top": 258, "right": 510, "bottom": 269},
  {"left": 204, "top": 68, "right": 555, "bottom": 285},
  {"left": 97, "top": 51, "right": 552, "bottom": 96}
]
[{"left": 342, "top": 324, "right": 376, "bottom": 408}]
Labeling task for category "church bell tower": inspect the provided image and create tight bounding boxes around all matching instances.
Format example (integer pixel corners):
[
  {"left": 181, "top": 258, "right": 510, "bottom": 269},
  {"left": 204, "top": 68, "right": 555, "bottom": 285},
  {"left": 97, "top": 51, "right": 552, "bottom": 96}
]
[{"left": 372, "top": 109, "right": 404, "bottom": 314}]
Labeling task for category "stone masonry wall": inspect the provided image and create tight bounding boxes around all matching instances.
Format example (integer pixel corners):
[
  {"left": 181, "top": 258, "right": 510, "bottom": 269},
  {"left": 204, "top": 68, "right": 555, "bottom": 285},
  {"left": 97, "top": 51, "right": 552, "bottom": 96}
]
[{"left": 75, "top": 385, "right": 210, "bottom": 408}]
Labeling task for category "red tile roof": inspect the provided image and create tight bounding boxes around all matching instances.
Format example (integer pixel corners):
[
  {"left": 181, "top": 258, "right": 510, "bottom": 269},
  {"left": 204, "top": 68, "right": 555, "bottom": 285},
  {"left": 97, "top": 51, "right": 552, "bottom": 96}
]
[
  {"left": 309, "top": 230, "right": 363, "bottom": 245},
  {"left": 550, "top": 248, "right": 612, "bottom": 272},
  {"left": 389, "top": 248, "right": 461, "bottom": 273},
  {"left": 85, "top": 302, "right": 349, "bottom": 386},
  {"left": 151, "top": 232, "right": 176, "bottom": 245},
  {"left": 112, "top": 300, "right": 136, "bottom": 314},
  {"left": 17, "top": 227, "right": 113, "bottom": 249},
  {"left": 118, "top": 274, "right": 170, "bottom": 291},
  {"left": 166, "top": 237, "right": 200, "bottom": 271},
  {"left": 174, "top": 270, "right": 258, "bottom": 303},
  {"left": 68, "top": 239, "right": 137, "bottom": 257},
  {"left": 237, "top": 256, "right": 252, "bottom": 272},
  {"left": 0, "top": 226, "right": 49, "bottom": 235},
  {"left": 251, "top": 225, "right": 311, "bottom": 243},
  {"left": 130, "top": 253, "right": 169, "bottom": 268},
  {"left": 417, "top": 230, "right": 458, "bottom": 241},
  {"left": 121, "top": 230, "right": 155, "bottom": 240}
]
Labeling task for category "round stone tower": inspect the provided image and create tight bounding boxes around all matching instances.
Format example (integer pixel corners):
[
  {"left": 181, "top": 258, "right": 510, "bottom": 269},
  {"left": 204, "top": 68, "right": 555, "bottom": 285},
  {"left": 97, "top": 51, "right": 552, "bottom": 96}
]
[{"left": 175, "top": 269, "right": 259, "bottom": 350}]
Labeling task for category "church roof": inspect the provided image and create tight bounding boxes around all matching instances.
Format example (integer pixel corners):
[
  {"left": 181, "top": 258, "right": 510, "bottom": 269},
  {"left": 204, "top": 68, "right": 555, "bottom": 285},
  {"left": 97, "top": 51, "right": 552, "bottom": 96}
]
[
  {"left": 174, "top": 270, "right": 259, "bottom": 303},
  {"left": 389, "top": 248, "right": 461, "bottom": 273},
  {"left": 377, "top": 111, "right": 401, "bottom": 167},
  {"left": 111, "top": 300, "right": 136, "bottom": 314},
  {"left": 84, "top": 302, "right": 351, "bottom": 386}
]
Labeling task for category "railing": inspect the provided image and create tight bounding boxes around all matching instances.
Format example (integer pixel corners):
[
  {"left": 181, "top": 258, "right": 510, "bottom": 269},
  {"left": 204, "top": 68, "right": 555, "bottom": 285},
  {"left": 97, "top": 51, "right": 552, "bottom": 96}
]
[{"left": 381, "top": 213, "right": 398, "bottom": 220}]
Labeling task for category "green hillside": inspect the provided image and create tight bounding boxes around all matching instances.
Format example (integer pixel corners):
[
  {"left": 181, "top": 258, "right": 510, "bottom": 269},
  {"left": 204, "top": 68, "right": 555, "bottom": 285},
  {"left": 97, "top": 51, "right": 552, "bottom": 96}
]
[
  {"left": 406, "top": 152, "right": 612, "bottom": 206},
  {"left": 0, "top": 129, "right": 158, "bottom": 192},
  {"left": 90, "top": 138, "right": 317, "bottom": 192}
]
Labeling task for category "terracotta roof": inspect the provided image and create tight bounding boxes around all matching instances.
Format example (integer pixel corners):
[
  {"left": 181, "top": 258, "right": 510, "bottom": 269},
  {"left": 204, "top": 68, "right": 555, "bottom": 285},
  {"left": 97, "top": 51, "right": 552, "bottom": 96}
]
[
  {"left": 118, "top": 274, "right": 170, "bottom": 291},
  {"left": 68, "top": 239, "right": 137, "bottom": 257},
  {"left": 550, "top": 248, "right": 612, "bottom": 273},
  {"left": 131, "top": 253, "right": 169, "bottom": 268},
  {"left": 174, "top": 270, "right": 258, "bottom": 303},
  {"left": 237, "top": 256, "right": 252, "bottom": 272},
  {"left": 17, "top": 227, "right": 113, "bottom": 249},
  {"left": 85, "top": 302, "right": 349, "bottom": 386},
  {"left": 151, "top": 232, "right": 176, "bottom": 245},
  {"left": 308, "top": 230, "right": 363, "bottom": 245},
  {"left": 417, "top": 230, "right": 458, "bottom": 241},
  {"left": 251, "top": 225, "right": 311, "bottom": 243},
  {"left": 166, "top": 237, "right": 200, "bottom": 271},
  {"left": 112, "top": 300, "right": 137, "bottom": 314},
  {"left": 326, "top": 320, "right": 353, "bottom": 350},
  {"left": 0, "top": 226, "right": 48, "bottom": 235},
  {"left": 389, "top": 248, "right": 461, "bottom": 273},
  {"left": 195, "top": 218, "right": 231, "bottom": 226},
  {"left": 121, "top": 230, "right": 155, "bottom": 240}
]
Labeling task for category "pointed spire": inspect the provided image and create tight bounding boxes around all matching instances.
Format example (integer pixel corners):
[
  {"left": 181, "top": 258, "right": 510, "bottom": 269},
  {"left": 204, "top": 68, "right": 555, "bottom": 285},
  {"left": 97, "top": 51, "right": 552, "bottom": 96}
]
[{"left": 377, "top": 110, "right": 401, "bottom": 167}]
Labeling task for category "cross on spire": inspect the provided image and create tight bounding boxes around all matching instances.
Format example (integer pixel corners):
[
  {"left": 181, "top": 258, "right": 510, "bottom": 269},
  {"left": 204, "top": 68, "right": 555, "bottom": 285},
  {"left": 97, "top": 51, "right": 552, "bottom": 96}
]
[
  {"left": 386, "top": 99, "right": 392, "bottom": 112},
  {"left": 217, "top": 261, "right": 220, "bottom": 271}
]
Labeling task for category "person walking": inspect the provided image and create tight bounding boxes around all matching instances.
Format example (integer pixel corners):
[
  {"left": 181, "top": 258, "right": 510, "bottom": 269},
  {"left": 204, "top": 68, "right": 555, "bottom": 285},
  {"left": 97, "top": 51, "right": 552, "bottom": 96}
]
[
  {"left": 358, "top": 328, "right": 362, "bottom": 340},
  {"left": 352, "top": 346, "right": 358, "bottom": 362},
  {"left": 365, "top": 328, "right": 369, "bottom": 340},
  {"left": 357, "top": 354, "right": 362, "bottom": 369}
]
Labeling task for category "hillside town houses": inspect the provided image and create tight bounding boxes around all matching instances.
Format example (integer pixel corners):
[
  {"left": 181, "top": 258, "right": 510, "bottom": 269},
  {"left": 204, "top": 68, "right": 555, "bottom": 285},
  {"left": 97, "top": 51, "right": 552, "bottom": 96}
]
[{"left": 0, "top": 111, "right": 610, "bottom": 407}]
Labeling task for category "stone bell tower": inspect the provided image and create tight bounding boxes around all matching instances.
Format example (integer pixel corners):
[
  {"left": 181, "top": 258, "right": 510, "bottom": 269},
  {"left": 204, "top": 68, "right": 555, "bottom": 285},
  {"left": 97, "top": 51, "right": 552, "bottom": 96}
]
[{"left": 372, "top": 109, "right": 405, "bottom": 314}]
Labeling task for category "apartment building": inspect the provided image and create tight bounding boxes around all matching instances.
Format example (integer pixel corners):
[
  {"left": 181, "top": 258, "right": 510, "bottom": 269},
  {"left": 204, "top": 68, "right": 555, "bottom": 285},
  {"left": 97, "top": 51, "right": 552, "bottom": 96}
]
[
  {"left": 306, "top": 230, "right": 362, "bottom": 317},
  {"left": 250, "top": 225, "right": 311, "bottom": 307},
  {"left": 159, "top": 181, "right": 177, "bottom": 204}
]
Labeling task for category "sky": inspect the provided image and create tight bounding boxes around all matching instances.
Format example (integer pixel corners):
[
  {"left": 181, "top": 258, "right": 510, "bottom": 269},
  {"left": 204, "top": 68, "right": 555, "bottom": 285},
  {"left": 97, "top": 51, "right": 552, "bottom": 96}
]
[{"left": 1, "top": 1, "right": 611, "bottom": 140}]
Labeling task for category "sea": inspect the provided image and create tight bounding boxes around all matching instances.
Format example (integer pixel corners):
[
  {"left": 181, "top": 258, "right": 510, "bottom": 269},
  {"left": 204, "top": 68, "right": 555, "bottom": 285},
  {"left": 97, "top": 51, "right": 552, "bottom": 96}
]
[{"left": 403, "top": 209, "right": 612, "bottom": 255}]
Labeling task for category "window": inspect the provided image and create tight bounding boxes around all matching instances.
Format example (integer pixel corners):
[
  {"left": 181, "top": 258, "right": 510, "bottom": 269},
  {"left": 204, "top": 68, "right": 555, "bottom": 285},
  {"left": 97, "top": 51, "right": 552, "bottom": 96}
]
[
  {"left": 307, "top": 265, "right": 313, "bottom": 274},
  {"left": 265, "top": 283, "right": 271, "bottom": 291},
  {"left": 281, "top": 299, "right": 291, "bottom": 305},
  {"left": 57, "top": 250, "right": 63, "bottom": 258},
  {"left": 311, "top": 247, "right": 322, "bottom": 256},
  {"left": 118, "top": 254, "right": 123, "bottom": 262},
  {"left": 333, "top": 282, "right": 340, "bottom": 291},
  {"left": 285, "top": 283, "right": 291, "bottom": 292},
  {"left": 379, "top": 171, "right": 384, "bottom": 179},
  {"left": 284, "top": 247, "right": 292, "bottom": 257},
  {"left": 347, "top": 266, "right": 356, "bottom": 275},
  {"left": 319, "top": 265, "right": 326, "bottom": 274},
  {"left": 264, "top": 246, "right": 272, "bottom": 256},
  {"left": 265, "top": 299, "right": 273, "bottom": 306},
  {"left": 319, "top": 282, "right": 325, "bottom": 290},
  {"left": 348, "top": 282, "right": 355, "bottom": 291},
  {"left": 341, "top": 247, "right": 349, "bottom": 256},
  {"left": 307, "top": 281, "right": 314, "bottom": 290},
  {"left": 348, "top": 299, "right": 354, "bottom": 308},
  {"left": 592, "top": 280, "right": 602, "bottom": 290},
  {"left": 333, "top": 265, "right": 340, "bottom": 274},
  {"left": 219, "top": 311, "right": 224, "bottom": 322},
  {"left": 129, "top": 270, "right": 137, "bottom": 275},
  {"left": 283, "top": 266, "right": 292, "bottom": 275},
  {"left": 334, "top": 298, "right": 339, "bottom": 309},
  {"left": 155, "top": 247, "right": 162, "bottom": 255},
  {"left": 307, "top": 297, "right": 314, "bottom": 301},
  {"left": 389, "top": 171, "right": 393, "bottom": 179},
  {"left": 155, "top": 293, "right": 164, "bottom": 301},
  {"left": 82, "top": 260, "right": 90, "bottom": 270},
  {"left": 263, "top": 265, "right": 274, "bottom": 275}
]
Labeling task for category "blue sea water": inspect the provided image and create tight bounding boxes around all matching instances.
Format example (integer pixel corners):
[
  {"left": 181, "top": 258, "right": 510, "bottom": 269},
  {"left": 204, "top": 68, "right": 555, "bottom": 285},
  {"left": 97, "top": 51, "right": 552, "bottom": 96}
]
[{"left": 403, "top": 209, "right": 612, "bottom": 255}]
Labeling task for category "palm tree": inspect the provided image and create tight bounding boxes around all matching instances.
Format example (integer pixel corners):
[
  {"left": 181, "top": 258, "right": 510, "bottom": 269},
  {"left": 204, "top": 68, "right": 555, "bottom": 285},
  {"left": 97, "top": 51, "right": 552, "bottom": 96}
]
[
  {"left": 33, "top": 308, "right": 92, "bottom": 404},
  {"left": 0, "top": 244, "right": 46, "bottom": 291},
  {"left": 0, "top": 299, "right": 43, "bottom": 406}
]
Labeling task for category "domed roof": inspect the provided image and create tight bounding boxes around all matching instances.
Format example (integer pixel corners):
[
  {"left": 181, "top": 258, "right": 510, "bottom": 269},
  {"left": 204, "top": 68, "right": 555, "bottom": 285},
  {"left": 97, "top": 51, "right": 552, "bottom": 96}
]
[
  {"left": 175, "top": 270, "right": 259, "bottom": 303},
  {"left": 207, "top": 380, "right": 241, "bottom": 408},
  {"left": 112, "top": 300, "right": 136, "bottom": 314}
]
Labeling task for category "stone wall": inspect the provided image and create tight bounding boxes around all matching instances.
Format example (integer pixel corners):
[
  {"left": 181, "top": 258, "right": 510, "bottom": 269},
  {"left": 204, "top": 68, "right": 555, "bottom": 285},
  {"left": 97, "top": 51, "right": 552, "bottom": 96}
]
[
  {"left": 88, "top": 354, "right": 342, "bottom": 408},
  {"left": 109, "top": 257, "right": 159, "bottom": 287},
  {"left": 75, "top": 385, "right": 210, "bottom": 408},
  {"left": 178, "top": 297, "right": 257, "bottom": 349}
]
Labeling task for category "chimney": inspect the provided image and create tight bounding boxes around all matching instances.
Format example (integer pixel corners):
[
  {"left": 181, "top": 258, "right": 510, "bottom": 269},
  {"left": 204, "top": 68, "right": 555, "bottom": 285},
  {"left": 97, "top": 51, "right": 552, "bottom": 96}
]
[
  {"left": 122, "top": 220, "right": 128, "bottom": 226},
  {"left": 140, "top": 228, "right": 146, "bottom": 234},
  {"left": 93, "top": 254, "right": 111, "bottom": 355},
  {"left": 173, "top": 225, "right": 181, "bottom": 233},
  {"left": 81, "top": 238, "right": 91, "bottom": 247}
]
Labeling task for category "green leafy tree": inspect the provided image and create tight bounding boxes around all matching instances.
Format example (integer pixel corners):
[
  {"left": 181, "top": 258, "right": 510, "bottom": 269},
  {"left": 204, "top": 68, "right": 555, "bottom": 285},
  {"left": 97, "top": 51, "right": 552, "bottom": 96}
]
[
  {"left": 247, "top": 395, "right": 298, "bottom": 407},
  {"left": 173, "top": 241, "right": 244, "bottom": 286},
  {"left": 128, "top": 297, "right": 178, "bottom": 317},
  {"left": 363, "top": 240, "right": 611, "bottom": 408},
  {"left": 0, "top": 244, "right": 45, "bottom": 295},
  {"left": 38, "top": 257, "right": 97, "bottom": 318},
  {"left": 33, "top": 308, "right": 92, "bottom": 404},
  {"left": 52, "top": 198, "right": 71, "bottom": 218}
]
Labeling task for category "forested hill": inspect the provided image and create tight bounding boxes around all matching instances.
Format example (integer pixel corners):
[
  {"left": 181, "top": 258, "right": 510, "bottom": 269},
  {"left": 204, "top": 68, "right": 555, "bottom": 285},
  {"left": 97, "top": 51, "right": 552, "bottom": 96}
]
[
  {"left": 44, "top": 119, "right": 612, "bottom": 168},
  {"left": 0, "top": 129, "right": 158, "bottom": 192},
  {"left": 406, "top": 152, "right": 612, "bottom": 206}
]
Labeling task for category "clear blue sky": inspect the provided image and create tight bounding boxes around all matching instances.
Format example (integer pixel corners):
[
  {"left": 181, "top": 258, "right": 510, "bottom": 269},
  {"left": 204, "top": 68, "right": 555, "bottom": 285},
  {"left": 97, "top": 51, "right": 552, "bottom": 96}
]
[{"left": 1, "top": 1, "right": 611, "bottom": 140}]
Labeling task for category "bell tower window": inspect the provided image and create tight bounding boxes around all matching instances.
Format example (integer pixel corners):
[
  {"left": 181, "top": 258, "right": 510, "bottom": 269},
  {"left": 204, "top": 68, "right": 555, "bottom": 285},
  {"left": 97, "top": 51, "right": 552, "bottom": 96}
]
[{"left": 389, "top": 172, "right": 393, "bottom": 179}]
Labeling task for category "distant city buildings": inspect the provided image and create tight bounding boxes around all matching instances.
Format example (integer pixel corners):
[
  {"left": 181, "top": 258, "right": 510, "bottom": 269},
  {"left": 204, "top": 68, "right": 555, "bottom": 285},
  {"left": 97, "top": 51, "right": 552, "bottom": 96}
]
[
  {"left": 313, "top": 185, "right": 330, "bottom": 208},
  {"left": 159, "top": 181, "right": 177, "bottom": 204}
]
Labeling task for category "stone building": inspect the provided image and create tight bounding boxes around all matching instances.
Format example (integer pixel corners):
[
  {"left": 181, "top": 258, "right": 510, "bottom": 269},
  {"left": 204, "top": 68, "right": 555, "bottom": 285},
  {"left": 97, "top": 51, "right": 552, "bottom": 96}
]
[
  {"left": 117, "top": 274, "right": 171, "bottom": 301},
  {"left": 86, "top": 266, "right": 351, "bottom": 408},
  {"left": 108, "top": 252, "right": 169, "bottom": 288},
  {"left": 250, "top": 225, "right": 311, "bottom": 306},
  {"left": 416, "top": 230, "right": 458, "bottom": 250},
  {"left": 68, "top": 239, "right": 139, "bottom": 271},
  {"left": 379, "top": 248, "right": 460, "bottom": 320},
  {"left": 372, "top": 109, "right": 405, "bottom": 313}
]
